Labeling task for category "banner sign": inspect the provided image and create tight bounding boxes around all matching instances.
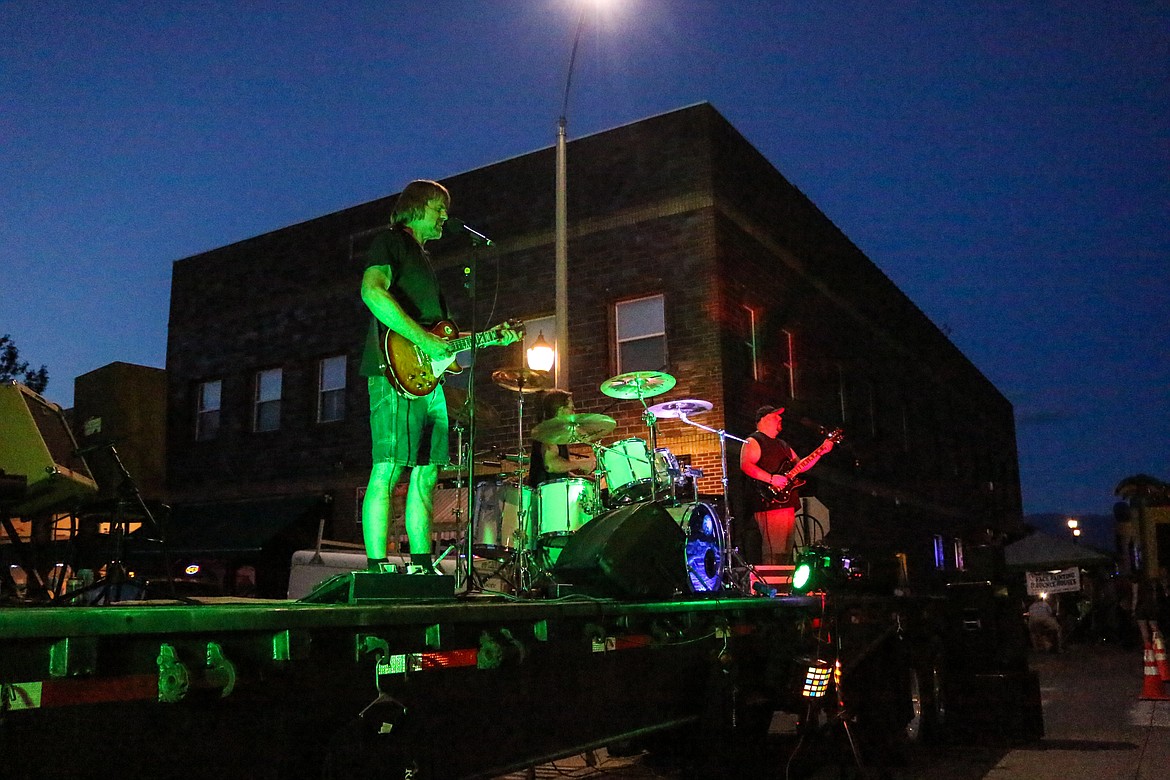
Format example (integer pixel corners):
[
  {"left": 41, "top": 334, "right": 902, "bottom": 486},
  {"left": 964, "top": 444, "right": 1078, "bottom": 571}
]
[{"left": 1025, "top": 567, "right": 1080, "bottom": 595}]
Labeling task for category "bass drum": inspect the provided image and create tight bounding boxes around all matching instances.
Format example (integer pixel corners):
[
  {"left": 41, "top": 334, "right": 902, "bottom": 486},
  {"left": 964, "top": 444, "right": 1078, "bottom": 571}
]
[{"left": 665, "top": 503, "right": 724, "bottom": 593}]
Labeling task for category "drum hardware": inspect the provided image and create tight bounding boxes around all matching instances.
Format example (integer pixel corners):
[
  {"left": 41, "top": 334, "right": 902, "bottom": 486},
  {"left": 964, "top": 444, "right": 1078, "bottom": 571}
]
[
  {"left": 667, "top": 402, "right": 752, "bottom": 594},
  {"left": 444, "top": 387, "right": 501, "bottom": 427},
  {"left": 530, "top": 413, "right": 616, "bottom": 445},
  {"left": 490, "top": 367, "right": 553, "bottom": 593},
  {"left": 599, "top": 370, "right": 676, "bottom": 401},
  {"left": 599, "top": 371, "right": 677, "bottom": 506},
  {"left": 491, "top": 367, "right": 553, "bottom": 394}
]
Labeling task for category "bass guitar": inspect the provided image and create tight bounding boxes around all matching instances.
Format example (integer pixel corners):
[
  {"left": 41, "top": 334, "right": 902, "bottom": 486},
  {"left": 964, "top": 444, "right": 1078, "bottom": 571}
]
[
  {"left": 757, "top": 428, "right": 844, "bottom": 503},
  {"left": 383, "top": 319, "right": 523, "bottom": 398}
]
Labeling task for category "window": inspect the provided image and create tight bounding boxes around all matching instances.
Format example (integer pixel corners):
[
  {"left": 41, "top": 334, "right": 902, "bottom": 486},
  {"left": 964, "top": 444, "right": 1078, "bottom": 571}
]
[
  {"left": 254, "top": 368, "right": 282, "bottom": 432},
  {"left": 614, "top": 295, "right": 666, "bottom": 374},
  {"left": 196, "top": 380, "right": 221, "bottom": 441},
  {"left": 318, "top": 355, "right": 347, "bottom": 423}
]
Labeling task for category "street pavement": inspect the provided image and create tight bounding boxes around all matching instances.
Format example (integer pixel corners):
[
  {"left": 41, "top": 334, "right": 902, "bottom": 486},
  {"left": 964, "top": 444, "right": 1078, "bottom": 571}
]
[
  {"left": 497, "top": 642, "right": 1170, "bottom": 779},
  {"left": 975, "top": 642, "right": 1170, "bottom": 780}
]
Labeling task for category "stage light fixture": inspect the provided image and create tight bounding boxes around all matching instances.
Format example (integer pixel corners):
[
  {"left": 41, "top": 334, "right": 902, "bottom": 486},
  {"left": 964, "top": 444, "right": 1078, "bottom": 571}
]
[{"left": 791, "top": 547, "right": 835, "bottom": 594}]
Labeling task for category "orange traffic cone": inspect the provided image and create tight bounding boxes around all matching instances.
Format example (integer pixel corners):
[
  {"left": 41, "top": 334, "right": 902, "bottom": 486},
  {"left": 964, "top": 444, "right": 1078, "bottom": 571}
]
[
  {"left": 1153, "top": 629, "right": 1170, "bottom": 682},
  {"left": 1140, "top": 645, "right": 1170, "bottom": 700}
]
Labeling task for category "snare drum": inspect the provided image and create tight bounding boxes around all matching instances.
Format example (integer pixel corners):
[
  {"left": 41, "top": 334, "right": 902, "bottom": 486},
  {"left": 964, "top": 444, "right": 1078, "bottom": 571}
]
[{"left": 472, "top": 481, "right": 533, "bottom": 559}]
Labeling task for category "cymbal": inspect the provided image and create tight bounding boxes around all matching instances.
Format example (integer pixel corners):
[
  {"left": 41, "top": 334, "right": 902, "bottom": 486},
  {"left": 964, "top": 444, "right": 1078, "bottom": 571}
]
[
  {"left": 500, "top": 452, "right": 530, "bottom": 465},
  {"left": 492, "top": 367, "right": 553, "bottom": 394},
  {"left": 531, "top": 413, "right": 616, "bottom": 445},
  {"left": 599, "top": 371, "right": 676, "bottom": 400},
  {"left": 648, "top": 399, "right": 713, "bottom": 419},
  {"left": 444, "top": 387, "right": 500, "bottom": 425}
]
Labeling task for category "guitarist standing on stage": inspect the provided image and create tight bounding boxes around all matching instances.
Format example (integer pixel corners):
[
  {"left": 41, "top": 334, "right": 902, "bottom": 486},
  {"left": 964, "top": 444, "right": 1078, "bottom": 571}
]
[
  {"left": 739, "top": 405, "right": 834, "bottom": 565},
  {"left": 358, "top": 180, "right": 458, "bottom": 574}
]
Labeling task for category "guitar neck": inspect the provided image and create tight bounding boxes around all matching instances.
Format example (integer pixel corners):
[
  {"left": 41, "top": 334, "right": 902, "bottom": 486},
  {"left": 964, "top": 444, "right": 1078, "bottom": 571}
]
[
  {"left": 785, "top": 438, "right": 835, "bottom": 479},
  {"left": 446, "top": 330, "right": 502, "bottom": 352}
]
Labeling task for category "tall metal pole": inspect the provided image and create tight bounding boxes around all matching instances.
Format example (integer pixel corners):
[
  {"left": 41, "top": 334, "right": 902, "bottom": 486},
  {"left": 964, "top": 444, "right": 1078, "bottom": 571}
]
[
  {"left": 556, "top": 7, "right": 587, "bottom": 390},
  {"left": 555, "top": 119, "right": 569, "bottom": 389}
]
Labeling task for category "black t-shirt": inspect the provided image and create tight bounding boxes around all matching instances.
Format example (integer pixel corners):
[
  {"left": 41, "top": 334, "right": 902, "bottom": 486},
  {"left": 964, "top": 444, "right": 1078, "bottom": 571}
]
[
  {"left": 359, "top": 226, "right": 450, "bottom": 377},
  {"left": 746, "top": 431, "right": 800, "bottom": 512}
]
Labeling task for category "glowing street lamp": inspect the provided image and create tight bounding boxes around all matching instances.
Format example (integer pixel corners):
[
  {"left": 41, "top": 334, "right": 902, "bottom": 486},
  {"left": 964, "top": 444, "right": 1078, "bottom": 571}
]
[{"left": 526, "top": 331, "right": 556, "bottom": 373}]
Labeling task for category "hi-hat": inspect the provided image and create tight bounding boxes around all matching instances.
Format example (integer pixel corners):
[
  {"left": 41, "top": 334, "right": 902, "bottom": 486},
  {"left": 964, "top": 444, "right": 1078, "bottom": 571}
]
[
  {"left": 492, "top": 367, "right": 553, "bottom": 394},
  {"left": 600, "top": 371, "right": 676, "bottom": 400},
  {"left": 531, "top": 413, "right": 616, "bottom": 445},
  {"left": 648, "top": 399, "right": 713, "bottom": 419},
  {"left": 444, "top": 388, "right": 500, "bottom": 425}
]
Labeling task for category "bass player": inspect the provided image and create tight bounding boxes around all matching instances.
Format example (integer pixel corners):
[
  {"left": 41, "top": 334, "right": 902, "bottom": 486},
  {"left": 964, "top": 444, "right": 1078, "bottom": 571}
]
[{"left": 739, "top": 405, "right": 835, "bottom": 565}]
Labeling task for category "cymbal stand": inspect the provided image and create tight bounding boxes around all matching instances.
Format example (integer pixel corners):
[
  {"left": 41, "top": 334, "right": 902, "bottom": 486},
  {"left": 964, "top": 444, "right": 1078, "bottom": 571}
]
[
  {"left": 637, "top": 393, "right": 662, "bottom": 504},
  {"left": 446, "top": 421, "right": 471, "bottom": 587},
  {"left": 677, "top": 412, "right": 751, "bottom": 593},
  {"left": 507, "top": 375, "right": 537, "bottom": 595}
]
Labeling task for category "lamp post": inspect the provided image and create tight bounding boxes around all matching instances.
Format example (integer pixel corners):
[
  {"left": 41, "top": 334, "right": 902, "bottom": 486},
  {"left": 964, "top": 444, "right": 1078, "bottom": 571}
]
[{"left": 555, "top": 4, "right": 590, "bottom": 389}]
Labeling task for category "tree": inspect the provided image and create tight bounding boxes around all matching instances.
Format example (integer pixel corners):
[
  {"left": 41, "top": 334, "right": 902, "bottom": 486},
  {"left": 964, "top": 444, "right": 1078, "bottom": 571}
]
[{"left": 0, "top": 334, "right": 49, "bottom": 394}]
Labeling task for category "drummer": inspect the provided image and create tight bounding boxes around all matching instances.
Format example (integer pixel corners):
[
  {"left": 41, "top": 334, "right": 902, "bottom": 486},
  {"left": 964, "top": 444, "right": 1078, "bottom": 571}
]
[{"left": 526, "top": 390, "right": 597, "bottom": 488}]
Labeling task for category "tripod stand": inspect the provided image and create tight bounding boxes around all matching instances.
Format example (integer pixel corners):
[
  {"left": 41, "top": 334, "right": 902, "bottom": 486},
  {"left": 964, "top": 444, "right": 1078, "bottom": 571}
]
[{"left": 65, "top": 443, "right": 172, "bottom": 605}]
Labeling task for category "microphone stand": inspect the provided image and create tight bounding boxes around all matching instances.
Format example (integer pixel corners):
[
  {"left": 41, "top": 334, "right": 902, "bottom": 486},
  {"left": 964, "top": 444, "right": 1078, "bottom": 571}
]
[{"left": 455, "top": 222, "right": 493, "bottom": 596}]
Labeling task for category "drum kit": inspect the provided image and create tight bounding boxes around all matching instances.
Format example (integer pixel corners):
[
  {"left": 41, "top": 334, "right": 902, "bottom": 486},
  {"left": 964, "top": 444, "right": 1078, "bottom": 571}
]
[{"left": 461, "top": 367, "right": 749, "bottom": 597}]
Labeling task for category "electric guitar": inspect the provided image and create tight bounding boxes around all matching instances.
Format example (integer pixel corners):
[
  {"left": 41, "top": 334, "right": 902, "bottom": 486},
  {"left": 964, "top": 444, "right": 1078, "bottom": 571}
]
[
  {"left": 383, "top": 319, "right": 524, "bottom": 398},
  {"left": 757, "top": 428, "right": 844, "bottom": 503}
]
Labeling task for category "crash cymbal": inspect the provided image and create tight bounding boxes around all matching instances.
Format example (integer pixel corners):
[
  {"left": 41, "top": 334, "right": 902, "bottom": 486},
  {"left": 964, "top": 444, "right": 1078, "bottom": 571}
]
[
  {"left": 647, "top": 398, "right": 713, "bottom": 419},
  {"left": 492, "top": 367, "right": 553, "bottom": 394},
  {"left": 444, "top": 388, "right": 500, "bottom": 425},
  {"left": 599, "top": 371, "right": 676, "bottom": 400},
  {"left": 530, "top": 413, "right": 616, "bottom": 445}
]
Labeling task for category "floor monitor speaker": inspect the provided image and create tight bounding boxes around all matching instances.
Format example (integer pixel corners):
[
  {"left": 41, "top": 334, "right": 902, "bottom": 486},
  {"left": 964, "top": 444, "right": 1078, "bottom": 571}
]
[
  {"left": 553, "top": 501, "right": 686, "bottom": 599},
  {"left": 0, "top": 382, "right": 97, "bottom": 515}
]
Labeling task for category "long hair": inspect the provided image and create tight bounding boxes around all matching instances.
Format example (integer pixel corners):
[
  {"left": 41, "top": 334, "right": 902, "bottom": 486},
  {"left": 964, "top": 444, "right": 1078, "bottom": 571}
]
[
  {"left": 539, "top": 389, "right": 572, "bottom": 422},
  {"left": 390, "top": 180, "right": 451, "bottom": 226}
]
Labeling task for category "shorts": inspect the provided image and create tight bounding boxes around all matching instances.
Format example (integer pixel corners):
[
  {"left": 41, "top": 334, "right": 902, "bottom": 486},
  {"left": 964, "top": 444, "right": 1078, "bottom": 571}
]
[{"left": 368, "top": 376, "right": 449, "bottom": 466}]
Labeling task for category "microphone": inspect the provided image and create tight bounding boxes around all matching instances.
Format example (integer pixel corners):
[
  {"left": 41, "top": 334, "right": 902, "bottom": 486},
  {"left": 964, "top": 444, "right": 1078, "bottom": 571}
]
[{"left": 445, "top": 216, "right": 493, "bottom": 246}]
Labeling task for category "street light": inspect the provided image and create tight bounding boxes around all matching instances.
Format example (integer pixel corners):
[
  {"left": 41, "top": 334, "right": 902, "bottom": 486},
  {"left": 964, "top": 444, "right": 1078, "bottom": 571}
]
[{"left": 526, "top": 331, "right": 556, "bottom": 373}]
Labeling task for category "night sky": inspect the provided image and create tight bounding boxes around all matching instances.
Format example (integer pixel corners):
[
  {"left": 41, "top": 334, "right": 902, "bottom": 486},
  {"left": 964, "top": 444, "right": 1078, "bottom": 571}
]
[{"left": 3, "top": 1, "right": 1166, "bottom": 523}]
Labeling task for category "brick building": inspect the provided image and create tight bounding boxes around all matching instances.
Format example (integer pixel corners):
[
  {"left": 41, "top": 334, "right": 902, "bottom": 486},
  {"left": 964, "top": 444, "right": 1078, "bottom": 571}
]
[{"left": 166, "top": 103, "right": 1022, "bottom": 584}]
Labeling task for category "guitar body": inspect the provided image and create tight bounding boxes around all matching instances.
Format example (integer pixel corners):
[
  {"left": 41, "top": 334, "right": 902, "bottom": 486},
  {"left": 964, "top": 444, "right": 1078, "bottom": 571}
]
[
  {"left": 383, "top": 319, "right": 523, "bottom": 398},
  {"left": 383, "top": 320, "right": 460, "bottom": 398},
  {"left": 755, "top": 429, "right": 844, "bottom": 505}
]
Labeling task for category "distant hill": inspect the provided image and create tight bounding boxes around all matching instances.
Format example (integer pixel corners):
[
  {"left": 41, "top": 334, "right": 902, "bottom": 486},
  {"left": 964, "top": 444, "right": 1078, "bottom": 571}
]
[{"left": 1024, "top": 512, "right": 1115, "bottom": 553}]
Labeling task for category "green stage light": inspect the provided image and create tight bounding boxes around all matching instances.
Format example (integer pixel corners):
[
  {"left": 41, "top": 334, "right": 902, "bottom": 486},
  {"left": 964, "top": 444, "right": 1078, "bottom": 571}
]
[
  {"left": 791, "top": 547, "right": 836, "bottom": 594},
  {"left": 792, "top": 561, "right": 813, "bottom": 592}
]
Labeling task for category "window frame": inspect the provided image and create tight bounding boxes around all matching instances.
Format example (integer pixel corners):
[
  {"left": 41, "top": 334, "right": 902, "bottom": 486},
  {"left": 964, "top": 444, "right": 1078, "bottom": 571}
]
[
  {"left": 613, "top": 293, "right": 667, "bottom": 375},
  {"left": 317, "top": 355, "right": 347, "bottom": 424},
  {"left": 253, "top": 367, "right": 283, "bottom": 433}
]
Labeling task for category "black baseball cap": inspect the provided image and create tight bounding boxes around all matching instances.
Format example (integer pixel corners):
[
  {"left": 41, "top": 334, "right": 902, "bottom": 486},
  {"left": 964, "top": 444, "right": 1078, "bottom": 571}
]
[{"left": 755, "top": 405, "right": 785, "bottom": 422}]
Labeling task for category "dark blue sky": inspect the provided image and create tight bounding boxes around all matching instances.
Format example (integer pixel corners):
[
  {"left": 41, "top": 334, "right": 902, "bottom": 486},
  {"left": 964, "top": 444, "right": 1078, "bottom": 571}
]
[{"left": 3, "top": 1, "right": 1166, "bottom": 519}]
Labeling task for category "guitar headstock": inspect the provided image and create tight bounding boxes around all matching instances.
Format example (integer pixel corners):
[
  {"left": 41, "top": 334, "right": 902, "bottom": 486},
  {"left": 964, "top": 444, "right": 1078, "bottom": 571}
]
[
  {"left": 826, "top": 428, "right": 845, "bottom": 443},
  {"left": 493, "top": 319, "right": 525, "bottom": 346}
]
